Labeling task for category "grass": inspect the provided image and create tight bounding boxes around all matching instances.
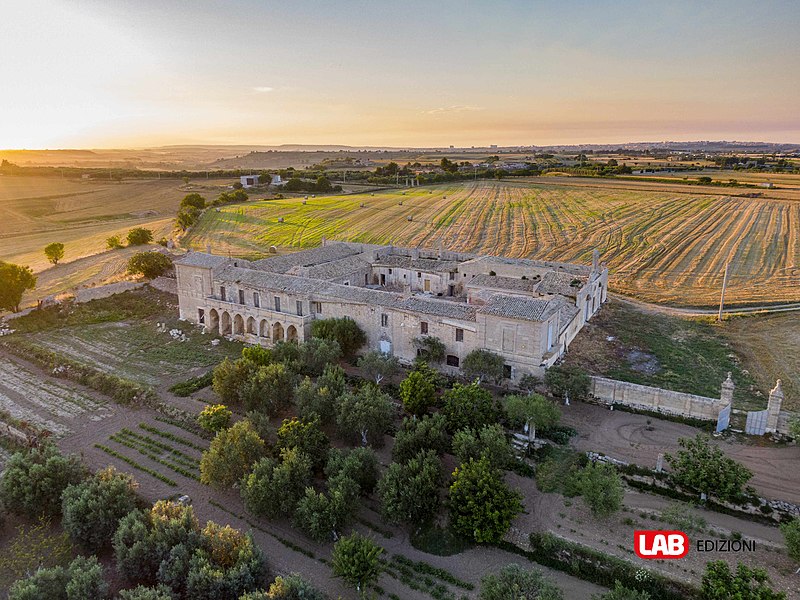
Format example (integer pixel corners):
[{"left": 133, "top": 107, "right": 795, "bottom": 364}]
[
  {"left": 184, "top": 178, "right": 800, "bottom": 307},
  {"left": 0, "top": 518, "right": 75, "bottom": 592},
  {"left": 724, "top": 311, "right": 800, "bottom": 410},
  {"left": 563, "top": 301, "right": 766, "bottom": 409}
]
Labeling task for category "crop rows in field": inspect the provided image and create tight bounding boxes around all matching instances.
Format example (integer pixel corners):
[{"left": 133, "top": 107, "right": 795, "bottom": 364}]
[
  {"left": 99, "top": 423, "right": 206, "bottom": 487},
  {"left": 186, "top": 180, "right": 800, "bottom": 307},
  {"left": 0, "top": 358, "right": 111, "bottom": 438}
]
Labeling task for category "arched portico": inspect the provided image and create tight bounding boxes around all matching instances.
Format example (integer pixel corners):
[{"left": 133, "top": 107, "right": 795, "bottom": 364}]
[
  {"left": 220, "top": 311, "right": 232, "bottom": 335},
  {"left": 286, "top": 325, "right": 298, "bottom": 343},
  {"left": 246, "top": 316, "right": 257, "bottom": 335},
  {"left": 207, "top": 309, "right": 219, "bottom": 334},
  {"left": 233, "top": 314, "right": 245, "bottom": 335},
  {"left": 273, "top": 322, "right": 284, "bottom": 341},
  {"left": 259, "top": 319, "right": 269, "bottom": 338}
]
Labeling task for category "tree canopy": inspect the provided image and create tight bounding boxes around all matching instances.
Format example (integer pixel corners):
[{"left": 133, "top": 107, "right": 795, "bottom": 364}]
[
  {"left": 126, "top": 227, "right": 154, "bottom": 245},
  {"left": 127, "top": 251, "right": 173, "bottom": 279},
  {"left": 0, "top": 444, "right": 84, "bottom": 518},
  {"left": 331, "top": 532, "right": 383, "bottom": 596},
  {"left": 200, "top": 420, "right": 267, "bottom": 489},
  {"left": 0, "top": 261, "right": 37, "bottom": 313},
  {"left": 544, "top": 365, "right": 590, "bottom": 400},
  {"left": 462, "top": 349, "right": 506, "bottom": 384},
  {"left": 665, "top": 434, "right": 752, "bottom": 501},
  {"left": 504, "top": 394, "right": 560, "bottom": 438},
  {"left": 448, "top": 457, "right": 523, "bottom": 544},
  {"left": 378, "top": 449, "right": 442, "bottom": 526},
  {"left": 442, "top": 382, "right": 499, "bottom": 433},
  {"left": 61, "top": 466, "right": 139, "bottom": 551},
  {"left": 335, "top": 384, "right": 394, "bottom": 447},
  {"left": 44, "top": 242, "right": 65, "bottom": 265},
  {"left": 9, "top": 555, "right": 107, "bottom": 600},
  {"left": 197, "top": 404, "right": 232, "bottom": 433},
  {"left": 452, "top": 424, "right": 512, "bottom": 470},
  {"left": 700, "top": 561, "right": 785, "bottom": 600},
  {"left": 575, "top": 462, "right": 624, "bottom": 517},
  {"left": 310, "top": 317, "right": 366, "bottom": 359},
  {"left": 357, "top": 350, "right": 400, "bottom": 385},
  {"left": 241, "top": 449, "right": 313, "bottom": 518},
  {"left": 392, "top": 414, "right": 451, "bottom": 463},
  {"left": 399, "top": 370, "right": 437, "bottom": 417}
]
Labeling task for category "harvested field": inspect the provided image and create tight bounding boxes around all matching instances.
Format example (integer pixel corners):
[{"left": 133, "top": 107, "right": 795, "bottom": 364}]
[
  {"left": 0, "top": 356, "right": 112, "bottom": 439},
  {"left": 185, "top": 177, "right": 800, "bottom": 307}
]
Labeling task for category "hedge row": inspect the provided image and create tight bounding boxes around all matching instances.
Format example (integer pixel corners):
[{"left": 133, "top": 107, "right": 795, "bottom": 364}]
[{"left": 499, "top": 533, "right": 697, "bottom": 600}]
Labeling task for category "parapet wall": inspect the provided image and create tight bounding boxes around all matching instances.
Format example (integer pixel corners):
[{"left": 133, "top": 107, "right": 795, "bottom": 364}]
[{"left": 589, "top": 376, "right": 725, "bottom": 421}]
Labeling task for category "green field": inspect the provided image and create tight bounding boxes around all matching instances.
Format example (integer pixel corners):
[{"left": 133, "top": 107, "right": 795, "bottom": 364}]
[{"left": 185, "top": 177, "right": 800, "bottom": 307}]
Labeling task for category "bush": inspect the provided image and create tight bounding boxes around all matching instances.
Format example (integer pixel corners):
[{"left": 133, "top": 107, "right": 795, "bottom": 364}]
[
  {"left": 575, "top": 462, "right": 624, "bottom": 517},
  {"left": 61, "top": 467, "right": 139, "bottom": 551},
  {"left": 44, "top": 242, "right": 65, "bottom": 265},
  {"left": 392, "top": 414, "right": 451, "bottom": 463},
  {"left": 331, "top": 532, "right": 383, "bottom": 594},
  {"left": 452, "top": 424, "right": 512, "bottom": 470},
  {"left": 0, "top": 444, "right": 85, "bottom": 518},
  {"left": 479, "top": 564, "right": 563, "bottom": 600},
  {"left": 169, "top": 371, "right": 213, "bottom": 397},
  {"left": 127, "top": 227, "right": 154, "bottom": 245},
  {"left": 197, "top": 404, "right": 232, "bottom": 433},
  {"left": 127, "top": 251, "right": 173, "bottom": 279},
  {"left": 118, "top": 585, "right": 174, "bottom": 600},
  {"left": 378, "top": 450, "right": 442, "bottom": 526},
  {"left": 9, "top": 555, "right": 107, "bottom": 600},
  {"left": 264, "top": 573, "right": 326, "bottom": 599},
  {"left": 107, "top": 235, "right": 123, "bottom": 249},
  {"left": 462, "top": 349, "right": 506, "bottom": 384}
]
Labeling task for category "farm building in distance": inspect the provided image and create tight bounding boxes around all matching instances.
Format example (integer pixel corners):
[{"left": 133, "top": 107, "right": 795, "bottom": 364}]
[{"left": 175, "top": 241, "right": 608, "bottom": 380}]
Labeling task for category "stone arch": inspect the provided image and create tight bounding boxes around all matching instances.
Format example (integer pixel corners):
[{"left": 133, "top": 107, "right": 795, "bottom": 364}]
[
  {"left": 272, "top": 322, "right": 284, "bottom": 341},
  {"left": 233, "top": 314, "right": 245, "bottom": 335},
  {"left": 286, "top": 324, "right": 298, "bottom": 343},
  {"left": 208, "top": 308, "right": 219, "bottom": 333},
  {"left": 246, "top": 316, "right": 257, "bottom": 335},
  {"left": 259, "top": 319, "right": 269, "bottom": 338},
  {"left": 220, "top": 311, "right": 232, "bottom": 335}
]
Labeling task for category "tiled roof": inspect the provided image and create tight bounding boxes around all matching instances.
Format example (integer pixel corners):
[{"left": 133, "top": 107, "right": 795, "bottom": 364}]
[
  {"left": 538, "top": 271, "right": 587, "bottom": 298},
  {"left": 478, "top": 294, "right": 563, "bottom": 322},
  {"left": 467, "top": 273, "right": 540, "bottom": 293},
  {"left": 215, "top": 265, "right": 477, "bottom": 320},
  {"left": 174, "top": 253, "right": 233, "bottom": 270},
  {"left": 301, "top": 255, "right": 371, "bottom": 280},
  {"left": 460, "top": 254, "right": 592, "bottom": 275},
  {"left": 558, "top": 303, "right": 581, "bottom": 333},
  {"left": 253, "top": 244, "right": 363, "bottom": 274},
  {"left": 373, "top": 254, "right": 461, "bottom": 272}
]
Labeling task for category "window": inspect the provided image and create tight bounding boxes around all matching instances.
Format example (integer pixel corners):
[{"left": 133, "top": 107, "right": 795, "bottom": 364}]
[
  {"left": 253, "top": 292, "right": 260, "bottom": 308},
  {"left": 455, "top": 328, "right": 464, "bottom": 342},
  {"left": 220, "top": 286, "right": 226, "bottom": 301},
  {"left": 274, "top": 296, "right": 281, "bottom": 312},
  {"left": 344, "top": 281, "right": 350, "bottom": 286},
  {"left": 198, "top": 309, "right": 205, "bottom": 324},
  {"left": 381, "top": 313, "right": 389, "bottom": 327},
  {"left": 296, "top": 300, "right": 303, "bottom": 316},
  {"left": 420, "top": 321, "right": 428, "bottom": 334},
  {"left": 503, "top": 364, "right": 512, "bottom": 379},
  {"left": 446, "top": 355, "right": 460, "bottom": 367},
  {"left": 449, "top": 272, "right": 455, "bottom": 280},
  {"left": 238, "top": 289, "right": 245, "bottom": 305},
  {"left": 417, "top": 272, "right": 421, "bottom": 278},
  {"left": 388, "top": 268, "right": 393, "bottom": 274},
  {"left": 312, "top": 301, "right": 322, "bottom": 314}
]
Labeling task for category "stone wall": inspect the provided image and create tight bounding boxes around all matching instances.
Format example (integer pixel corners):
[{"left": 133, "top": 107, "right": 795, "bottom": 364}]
[{"left": 589, "top": 376, "right": 726, "bottom": 421}]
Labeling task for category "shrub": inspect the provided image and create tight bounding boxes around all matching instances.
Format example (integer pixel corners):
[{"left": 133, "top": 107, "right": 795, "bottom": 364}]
[
  {"left": 392, "top": 414, "right": 451, "bottom": 463},
  {"left": 462, "top": 349, "right": 506, "bottom": 384},
  {"left": 106, "top": 235, "right": 124, "bottom": 249},
  {"left": 545, "top": 365, "right": 590, "bottom": 400},
  {"left": 127, "top": 227, "right": 154, "bottom": 245},
  {"left": 442, "top": 382, "right": 499, "bottom": 433},
  {"left": 575, "top": 462, "right": 624, "bottom": 517},
  {"left": 264, "top": 573, "right": 326, "bottom": 599},
  {"left": 479, "top": 564, "right": 563, "bottom": 600},
  {"left": 331, "top": 532, "right": 383, "bottom": 595},
  {"left": 197, "top": 404, "right": 232, "bottom": 433},
  {"left": 780, "top": 517, "right": 800, "bottom": 563}
]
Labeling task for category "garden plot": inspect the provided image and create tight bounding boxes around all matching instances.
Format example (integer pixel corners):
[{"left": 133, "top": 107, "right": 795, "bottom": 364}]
[
  {"left": 30, "top": 320, "right": 240, "bottom": 386},
  {"left": 0, "top": 357, "right": 112, "bottom": 438}
]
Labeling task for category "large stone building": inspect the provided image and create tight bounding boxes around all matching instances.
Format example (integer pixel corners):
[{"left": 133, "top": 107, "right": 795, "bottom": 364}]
[{"left": 175, "top": 241, "right": 608, "bottom": 381}]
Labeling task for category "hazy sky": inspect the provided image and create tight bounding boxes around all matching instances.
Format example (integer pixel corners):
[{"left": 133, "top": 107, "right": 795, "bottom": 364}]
[{"left": 2, "top": 0, "right": 799, "bottom": 148}]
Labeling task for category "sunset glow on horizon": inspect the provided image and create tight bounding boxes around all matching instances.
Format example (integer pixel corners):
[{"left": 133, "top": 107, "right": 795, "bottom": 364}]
[{"left": 2, "top": 0, "right": 798, "bottom": 149}]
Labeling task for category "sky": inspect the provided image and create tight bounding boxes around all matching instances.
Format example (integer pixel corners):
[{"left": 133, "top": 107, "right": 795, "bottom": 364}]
[{"left": 1, "top": 0, "right": 799, "bottom": 149}]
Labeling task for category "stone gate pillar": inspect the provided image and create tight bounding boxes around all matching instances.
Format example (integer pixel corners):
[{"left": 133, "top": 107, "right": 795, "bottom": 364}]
[
  {"left": 765, "top": 380, "right": 784, "bottom": 434},
  {"left": 720, "top": 372, "right": 735, "bottom": 406}
]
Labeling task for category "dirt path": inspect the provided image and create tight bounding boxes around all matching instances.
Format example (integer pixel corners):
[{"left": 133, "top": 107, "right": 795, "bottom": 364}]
[
  {"left": 611, "top": 292, "right": 800, "bottom": 317},
  {"left": 563, "top": 401, "right": 800, "bottom": 504}
]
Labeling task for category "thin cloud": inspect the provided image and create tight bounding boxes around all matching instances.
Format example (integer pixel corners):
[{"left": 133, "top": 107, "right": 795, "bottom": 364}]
[
  {"left": 253, "top": 86, "right": 274, "bottom": 93},
  {"left": 423, "top": 105, "right": 484, "bottom": 115}
]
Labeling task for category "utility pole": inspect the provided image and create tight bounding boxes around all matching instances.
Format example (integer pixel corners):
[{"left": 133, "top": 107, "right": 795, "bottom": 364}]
[{"left": 718, "top": 262, "right": 730, "bottom": 321}]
